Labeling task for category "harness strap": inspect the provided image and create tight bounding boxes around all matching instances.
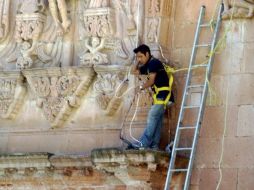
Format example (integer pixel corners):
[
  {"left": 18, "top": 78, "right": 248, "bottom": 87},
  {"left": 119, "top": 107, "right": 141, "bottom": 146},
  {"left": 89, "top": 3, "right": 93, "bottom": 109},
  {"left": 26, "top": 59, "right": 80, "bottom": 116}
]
[{"left": 153, "top": 72, "right": 174, "bottom": 108}]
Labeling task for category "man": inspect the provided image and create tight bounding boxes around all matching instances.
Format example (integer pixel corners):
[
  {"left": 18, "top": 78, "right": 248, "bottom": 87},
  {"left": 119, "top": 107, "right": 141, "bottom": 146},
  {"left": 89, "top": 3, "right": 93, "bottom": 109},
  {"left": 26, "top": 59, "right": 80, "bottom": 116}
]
[{"left": 131, "top": 44, "right": 173, "bottom": 150}]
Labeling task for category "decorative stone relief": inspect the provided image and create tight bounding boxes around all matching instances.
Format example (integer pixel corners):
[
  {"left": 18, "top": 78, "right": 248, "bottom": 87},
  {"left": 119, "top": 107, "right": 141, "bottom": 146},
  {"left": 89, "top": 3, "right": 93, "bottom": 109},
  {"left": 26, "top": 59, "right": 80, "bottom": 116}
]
[
  {"left": 15, "top": 0, "right": 46, "bottom": 69},
  {"left": 23, "top": 66, "right": 95, "bottom": 127},
  {"left": 0, "top": 0, "right": 10, "bottom": 42},
  {"left": 0, "top": 72, "right": 26, "bottom": 119},
  {"left": 222, "top": 0, "right": 254, "bottom": 19},
  {"left": 144, "top": 0, "right": 162, "bottom": 48},
  {"left": 83, "top": 7, "right": 115, "bottom": 37},
  {"left": 146, "top": 18, "right": 160, "bottom": 44},
  {"left": 144, "top": 0, "right": 171, "bottom": 57},
  {"left": 89, "top": 0, "right": 109, "bottom": 9},
  {"left": 48, "top": 0, "right": 71, "bottom": 35},
  {"left": 148, "top": 0, "right": 161, "bottom": 16},
  {"left": 93, "top": 65, "right": 128, "bottom": 115},
  {"left": 80, "top": 37, "right": 109, "bottom": 65}
]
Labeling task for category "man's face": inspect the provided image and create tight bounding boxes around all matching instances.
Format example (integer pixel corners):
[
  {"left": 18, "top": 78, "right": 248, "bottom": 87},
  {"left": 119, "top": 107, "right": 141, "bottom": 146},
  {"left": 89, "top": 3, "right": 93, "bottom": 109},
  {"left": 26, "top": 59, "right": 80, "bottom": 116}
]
[{"left": 136, "top": 52, "right": 150, "bottom": 65}]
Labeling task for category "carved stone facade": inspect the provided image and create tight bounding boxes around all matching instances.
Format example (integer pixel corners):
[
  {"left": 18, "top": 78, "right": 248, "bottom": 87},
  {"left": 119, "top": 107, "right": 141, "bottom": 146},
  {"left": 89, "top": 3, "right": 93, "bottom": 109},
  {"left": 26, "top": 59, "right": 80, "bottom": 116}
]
[
  {"left": 0, "top": 0, "right": 169, "bottom": 149},
  {"left": 0, "top": 149, "right": 187, "bottom": 189},
  {"left": 0, "top": 0, "right": 254, "bottom": 189}
]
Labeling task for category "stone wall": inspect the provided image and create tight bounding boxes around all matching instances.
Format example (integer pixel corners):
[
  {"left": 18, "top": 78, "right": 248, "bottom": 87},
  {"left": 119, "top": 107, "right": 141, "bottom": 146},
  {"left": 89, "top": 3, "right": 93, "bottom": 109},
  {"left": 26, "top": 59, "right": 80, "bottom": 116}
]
[{"left": 169, "top": 0, "right": 254, "bottom": 189}]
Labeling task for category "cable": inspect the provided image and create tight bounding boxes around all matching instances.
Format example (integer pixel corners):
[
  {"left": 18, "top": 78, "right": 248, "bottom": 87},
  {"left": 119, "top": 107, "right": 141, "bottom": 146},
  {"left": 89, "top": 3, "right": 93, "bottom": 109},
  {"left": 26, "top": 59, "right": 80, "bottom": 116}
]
[
  {"left": 216, "top": 1, "right": 235, "bottom": 189},
  {"left": 129, "top": 93, "right": 143, "bottom": 146}
]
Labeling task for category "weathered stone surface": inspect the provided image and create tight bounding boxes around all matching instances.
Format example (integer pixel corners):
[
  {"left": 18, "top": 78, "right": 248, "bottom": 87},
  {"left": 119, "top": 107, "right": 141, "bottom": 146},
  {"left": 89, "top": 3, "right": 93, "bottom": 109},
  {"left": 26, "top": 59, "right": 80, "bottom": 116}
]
[{"left": 238, "top": 169, "right": 254, "bottom": 190}]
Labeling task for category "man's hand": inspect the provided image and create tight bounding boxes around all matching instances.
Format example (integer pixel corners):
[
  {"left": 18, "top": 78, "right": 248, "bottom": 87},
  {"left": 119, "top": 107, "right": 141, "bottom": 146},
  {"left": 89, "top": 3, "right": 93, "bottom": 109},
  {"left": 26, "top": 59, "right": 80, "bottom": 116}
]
[
  {"left": 135, "top": 85, "right": 143, "bottom": 93},
  {"left": 131, "top": 62, "right": 140, "bottom": 75}
]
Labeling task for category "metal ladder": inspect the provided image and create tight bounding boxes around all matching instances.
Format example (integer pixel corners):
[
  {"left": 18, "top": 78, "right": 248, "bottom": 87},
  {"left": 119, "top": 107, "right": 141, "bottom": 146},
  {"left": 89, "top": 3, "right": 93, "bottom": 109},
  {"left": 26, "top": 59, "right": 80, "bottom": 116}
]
[{"left": 164, "top": 4, "right": 223, "bottom": 190}]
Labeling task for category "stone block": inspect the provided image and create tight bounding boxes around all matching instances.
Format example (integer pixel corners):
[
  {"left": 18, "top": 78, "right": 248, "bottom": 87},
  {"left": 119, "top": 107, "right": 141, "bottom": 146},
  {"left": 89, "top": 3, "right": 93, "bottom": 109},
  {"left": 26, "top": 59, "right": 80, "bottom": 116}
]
[
  {"left": 213, "top": 42, "right": 243, "bottom": 75},
  {"left": 200, "top": 107, "right": 225, "bottom": 138},
  {"left": 242, "top": 20, "right": 254, "bottom": 43},
  {"left": 190, "top": 168, "right": 201, "bottom": 186},
  {"left": 238, "top": 169, "right": 254, "bottom": 190},
  {"left": 224, "top": 21, "right": 244, "bottom": 44},
  {"left": 174, "top": 0, "right": 216, "bottom": 23},
  {"left": 180, "top": 47, "right": 192, "bottom": 68},
  {"left": 206, "top": 75, "right": 227, "bottom": 106},
  {"left": 0, "top": 135, "right": 8, "bottom": 153},
  {"left": 174, "top": 23, "right": 196, "bottom": 48},
  {"left": 195, "top": 138, "right": 221, "bottom": 168},
  {"left": 223, "top": 137, "right": 254, "bottom": 168},
  {"left": 6, "top": 134, "right": 47, "bottom": 153},
  {"left": 199, "top": 168, "right": 237, "bottom": 190},
  {"left": 101, "top": 130, "right": 122, "bottom": 148},
  {"left": 65, "top": 132, "right": 104, "bottom": 153},
  {"left": 237, "top": 105, "right": 254, "bottom": 137},
  {"left": 243, "top": 43, "right": 254, "bottom": 73},
  {"left": 228, "top": 74, "right": 254, "bottom": 106},
  {"left": 201, "top": 105, "right": 237, "bottom": 138}
]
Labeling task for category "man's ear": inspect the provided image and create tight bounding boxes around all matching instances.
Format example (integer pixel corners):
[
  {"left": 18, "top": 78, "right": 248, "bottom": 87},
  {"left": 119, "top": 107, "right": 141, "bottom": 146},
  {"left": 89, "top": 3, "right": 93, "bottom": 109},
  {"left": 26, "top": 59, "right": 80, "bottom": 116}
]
[{"left": 145, "top": 52, "right": 150, "bottom": 58}]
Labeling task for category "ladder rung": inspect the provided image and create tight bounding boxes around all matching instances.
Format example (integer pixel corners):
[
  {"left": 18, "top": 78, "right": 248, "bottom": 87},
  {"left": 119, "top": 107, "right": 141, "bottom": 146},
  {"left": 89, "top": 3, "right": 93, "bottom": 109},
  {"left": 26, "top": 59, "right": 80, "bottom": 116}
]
[
  {"left": 192, "top": 64, "right": 208, "bottom": 68},
  {"left": 171, "top": 169, "right": 188, "bottom": 172},
  {"left": 200, "top": 23, "right": 210, "bottom": 27},
  {"left": 175, "top": 148, "right": 192, "bottom": 151},
  {"left": 179, "top": 126, "right": 196, "bottom": 130},
  {"left": 196, "top": 44, "right": 211, "bottom": 47},
  {"left": 184, "top": 105, "right": 200, "bottom": 109},
  {"left": 188, "top": 85, "right": 205, "bottom": 89}
]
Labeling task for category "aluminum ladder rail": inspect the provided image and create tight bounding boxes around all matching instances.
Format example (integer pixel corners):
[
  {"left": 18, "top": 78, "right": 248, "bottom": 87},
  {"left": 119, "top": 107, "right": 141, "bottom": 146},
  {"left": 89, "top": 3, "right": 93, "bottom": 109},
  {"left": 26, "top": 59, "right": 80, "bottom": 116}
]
[{"left": 164, "top": 4, "right": 223, "bottom": 190}]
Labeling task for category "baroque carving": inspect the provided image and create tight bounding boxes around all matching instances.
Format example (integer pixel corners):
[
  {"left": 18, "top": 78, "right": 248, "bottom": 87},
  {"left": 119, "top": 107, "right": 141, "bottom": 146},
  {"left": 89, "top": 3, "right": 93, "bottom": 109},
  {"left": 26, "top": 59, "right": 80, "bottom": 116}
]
[
  {"left": 48, "top": 0, "right": 71, "bottom": 35},
  {"left": 15, "top": 0, "right": 46, "bottom": 69},
  {"left": 148, "top": 0, "right": 161, "bottom": 16},
  {"left": 146, "top": 18, "right": 160, "bottom": 44},
  {"left": 0, "top": 72, "right": 26, "bottom": 119},
  {"left": 89, "top": 0, "right": 109, "bottom": 8},
  {"left": 83, "top": 7, "right": 115, "bottom": 37},
  {"left": 222, "top": 0, "right": 254, "bottom": 19},
  {"left": 93, "top": 65, "right": 128, "bottom": 115},
  {"left": 0, "top": 0, "right": 10, "bottom": 42},
  {"left": 23, "top": 66, "right": 95, "bottom": 127},
  {"left": 80, "top": 37, "right": 109, "bottom": 65}
]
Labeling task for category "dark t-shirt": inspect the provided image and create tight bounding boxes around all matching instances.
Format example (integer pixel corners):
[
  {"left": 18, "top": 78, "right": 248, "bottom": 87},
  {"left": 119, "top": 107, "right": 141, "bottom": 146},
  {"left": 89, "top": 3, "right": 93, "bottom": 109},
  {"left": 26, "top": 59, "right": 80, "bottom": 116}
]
[{"left": 139, "top": 57, "right": 171, "bottom": 100}]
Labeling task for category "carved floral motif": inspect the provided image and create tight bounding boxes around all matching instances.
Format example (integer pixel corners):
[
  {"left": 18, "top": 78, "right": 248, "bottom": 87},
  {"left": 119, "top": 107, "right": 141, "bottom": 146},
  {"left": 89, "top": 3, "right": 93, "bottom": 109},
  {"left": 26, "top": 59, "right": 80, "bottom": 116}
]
[
  {"left": 23, "top": 67, "right": 95, "bottom": 127},
  {"left": 0, "top": 72, "right": 26, "bottom": 119},
  {"left": 83, "top": 8, "right": 115, "bottom": 37},
  {"left": 93, "top": 65, "right": 128, "bottom": 115}
]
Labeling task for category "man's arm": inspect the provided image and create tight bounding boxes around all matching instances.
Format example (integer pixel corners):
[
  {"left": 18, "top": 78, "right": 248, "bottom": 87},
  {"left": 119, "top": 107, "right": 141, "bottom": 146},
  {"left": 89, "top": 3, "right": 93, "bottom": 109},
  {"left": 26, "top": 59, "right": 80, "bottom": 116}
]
[{"left": 141, "top": 72, "right": 156, "bottom": 89}]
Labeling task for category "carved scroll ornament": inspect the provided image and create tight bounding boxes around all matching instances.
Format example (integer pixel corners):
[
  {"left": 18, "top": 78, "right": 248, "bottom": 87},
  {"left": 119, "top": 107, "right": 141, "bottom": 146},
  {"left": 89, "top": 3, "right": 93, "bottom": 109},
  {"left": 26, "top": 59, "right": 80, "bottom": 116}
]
[
  {"left": 93, "top": 65, "right": 128, "bottom": 115},
  {"left": 23, "top": 67, "right": 95, "bottom": 127},
  {"left": 0, "top": 72, "right": 26, "bottom": 119},
  {"left": 15, "top": 0, "right": 46, "bottom": 69}
]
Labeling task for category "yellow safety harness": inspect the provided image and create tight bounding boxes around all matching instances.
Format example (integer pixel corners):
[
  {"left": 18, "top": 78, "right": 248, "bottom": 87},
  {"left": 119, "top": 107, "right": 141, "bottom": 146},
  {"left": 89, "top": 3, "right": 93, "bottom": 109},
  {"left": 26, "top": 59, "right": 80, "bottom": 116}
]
[{"left": 152, "top": 63, "right": 175, "bottom": 108}]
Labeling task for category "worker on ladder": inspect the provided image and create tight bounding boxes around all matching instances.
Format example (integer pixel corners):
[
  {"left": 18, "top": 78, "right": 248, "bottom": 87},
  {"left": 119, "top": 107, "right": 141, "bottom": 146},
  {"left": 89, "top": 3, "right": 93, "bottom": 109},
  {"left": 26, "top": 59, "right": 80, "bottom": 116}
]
[{"left": 130, "top": 44, "right": 174, "bottom": 150}]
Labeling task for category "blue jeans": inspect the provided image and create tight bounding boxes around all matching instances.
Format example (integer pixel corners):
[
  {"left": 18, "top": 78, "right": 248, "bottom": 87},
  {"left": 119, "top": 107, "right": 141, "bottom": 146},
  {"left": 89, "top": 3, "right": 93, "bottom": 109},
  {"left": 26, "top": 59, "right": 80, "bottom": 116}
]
[{"left": 139, "top": 104, "right": 165, "bottom": 149}]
